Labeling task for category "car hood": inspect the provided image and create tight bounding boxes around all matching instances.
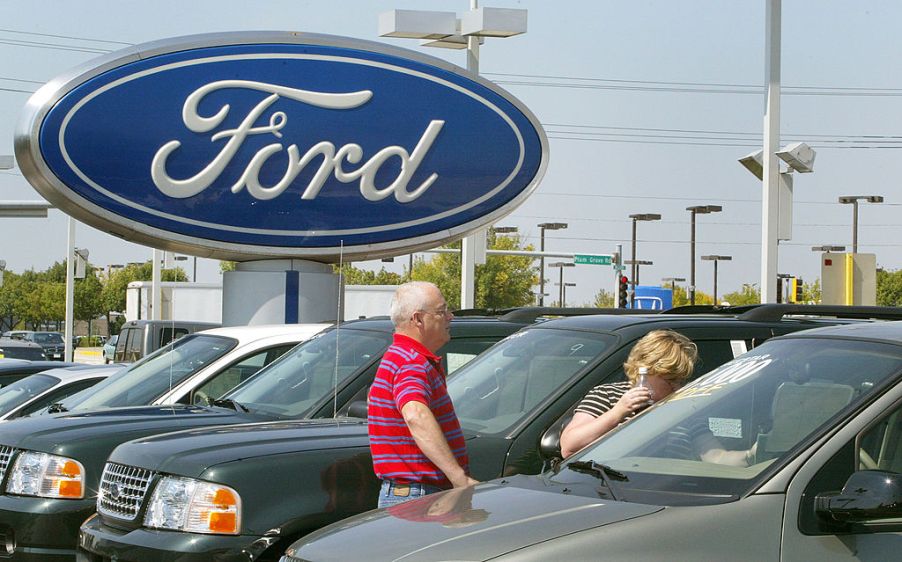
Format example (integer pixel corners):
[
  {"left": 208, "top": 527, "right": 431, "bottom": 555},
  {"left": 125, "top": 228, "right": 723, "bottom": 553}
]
[
  {"left": 109, "top": 418, "right": 370, "bottom": 477},
  {"left": 0, "top": 405, "right": 260, "bottom": 455},
  {"left": 290, "top": 474, "right": 662, "bottom": 562}
]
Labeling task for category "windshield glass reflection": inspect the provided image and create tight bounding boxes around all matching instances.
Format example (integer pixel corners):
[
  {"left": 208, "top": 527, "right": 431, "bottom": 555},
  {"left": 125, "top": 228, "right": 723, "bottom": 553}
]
[
  {"left": 449, "top": 328, "right": 614, "bottom": 435},
  {"left": 560, "top": 338, "right": 902, "bottom": 505},
  {"left": 225, "top": 328, "right": 392, "bottom": 418}
]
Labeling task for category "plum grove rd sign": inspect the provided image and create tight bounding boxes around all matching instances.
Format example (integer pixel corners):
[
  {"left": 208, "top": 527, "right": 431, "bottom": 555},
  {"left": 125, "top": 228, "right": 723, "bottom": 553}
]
[{"left": 574, "top": 254, "right": 612, "bottom": 266}]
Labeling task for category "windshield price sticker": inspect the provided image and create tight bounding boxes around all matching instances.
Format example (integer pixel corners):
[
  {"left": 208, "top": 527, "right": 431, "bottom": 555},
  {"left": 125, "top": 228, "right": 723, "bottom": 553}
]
[
  {"left": 708, "top": 417, "right": 743, "bottom": 439},
  {"left": 671, "top": 355, "right": 773, "bottom": 401}
]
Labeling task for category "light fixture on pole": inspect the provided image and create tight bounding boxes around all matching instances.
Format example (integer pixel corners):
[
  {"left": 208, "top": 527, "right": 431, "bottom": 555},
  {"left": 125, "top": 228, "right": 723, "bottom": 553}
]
[
  {"left": 560, "top": 282, "right": 576, "bottom": 308},
  {"left": 379, "top": 3, "right": 527, "bottom": 310},
  {"left": 624, "top": 259, "right": 653, "bottom": 286},
  {"left": 739, "top": 140, "right": 816, "bottom": 303},
  {"left": 661, "top": 276, "right": 686, "bottom": 294},
  {"left": 0, "top": 260, "right": 5, "bottom": 288},
  {"left": 838, "top": 195, "right": 883, "bottom": 254},
  {"left": 491, "top": 226, "right": 518, "bottom": 234},
  {"left": 628, "top": 213, "right": 661, "bottom": 307},
  {"left": 0, "top": 201, "right": 53, "bottom": 217},
  {"left": 173, "top": 255, "right": 198, "bottom": 282},
  {"left": 686, "top": 205, "right": 722, "bottom": 305},
  {"left": 547, "top": 261, "right": 574, "bottom": 306},
  {"left": 537, "top": 222, "right": 567, "bottom": 306},
  {"left": 701, "top": 255, "right": 732, "bottom": 304},
  {"left": 811, "top": 245, "right": 846, "bottom": 253}
]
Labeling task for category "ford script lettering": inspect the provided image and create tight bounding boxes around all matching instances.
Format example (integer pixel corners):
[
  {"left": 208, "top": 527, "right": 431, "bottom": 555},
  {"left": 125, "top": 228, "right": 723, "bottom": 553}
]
[
  {"left": 151, "top": 80, "right": 443, "bottom": 204},
  {"left": 16, "top": 32, "right": 547, "bottom": 261}
]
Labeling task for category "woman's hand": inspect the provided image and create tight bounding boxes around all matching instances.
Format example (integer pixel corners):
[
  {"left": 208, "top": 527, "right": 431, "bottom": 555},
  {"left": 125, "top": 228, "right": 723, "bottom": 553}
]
[{"left": 613, "top": 386, "right": 653, "bottom": 417}]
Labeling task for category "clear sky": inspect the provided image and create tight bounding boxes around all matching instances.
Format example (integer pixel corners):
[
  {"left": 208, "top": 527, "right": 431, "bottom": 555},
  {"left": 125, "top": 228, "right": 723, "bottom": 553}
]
[{"left": 2, "top": 0, "right": 901, "bottom": 306}]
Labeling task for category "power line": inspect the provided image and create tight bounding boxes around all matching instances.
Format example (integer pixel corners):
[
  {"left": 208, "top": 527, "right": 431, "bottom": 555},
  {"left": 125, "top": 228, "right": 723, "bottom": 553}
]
[
  {"left": 0, "top": 38, "right": 111, "bottom": 54},
  {"left": 0, "top": 27, "right": 133, "bottom": 46}
]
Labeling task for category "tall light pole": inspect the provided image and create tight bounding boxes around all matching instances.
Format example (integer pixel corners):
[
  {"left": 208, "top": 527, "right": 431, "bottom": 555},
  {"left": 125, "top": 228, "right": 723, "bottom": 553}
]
[
  {"left": 686, "top": 205, "right": 722, "bottom": 305},
  {"left": 379, "top": 4, "right": 527, "bottom": 309},
  {"left": 561, "top": 282, "right": 576, "bottom": 307},
  {"left": 547, "top": 261, "right": 574, "bottom": 306},
  {"left": 537, "top": 222, "right": 567, "bottom": 306},
  {"left": 702, "top": 255, "right": 732, "bottom": 304},
  {"left": 838, "top": 195, "right": 883, "bottom": 254},
  {"left": 628, "top": 213, "right": 661, "bottom": 306}
]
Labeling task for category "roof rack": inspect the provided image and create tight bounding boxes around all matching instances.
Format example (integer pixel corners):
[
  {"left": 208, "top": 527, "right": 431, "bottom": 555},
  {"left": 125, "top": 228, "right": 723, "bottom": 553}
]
[
  {"left": 665, "top": 304, "right": 760, "bottom": 315},
  {"left": 496, "top": 306, "right": 651, "bottom": 324},
  {"left": 736, "top": 304, "right": 902, "bottom": 322}
]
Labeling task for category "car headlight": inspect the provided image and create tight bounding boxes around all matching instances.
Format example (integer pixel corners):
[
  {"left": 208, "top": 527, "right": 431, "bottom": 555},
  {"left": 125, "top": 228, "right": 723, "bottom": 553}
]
[
  {"left": 6, "top": 451, "right": 85, "bottom": 499},
  {"left": 144, "top": 476, "right": 241, "bottom": 535}
]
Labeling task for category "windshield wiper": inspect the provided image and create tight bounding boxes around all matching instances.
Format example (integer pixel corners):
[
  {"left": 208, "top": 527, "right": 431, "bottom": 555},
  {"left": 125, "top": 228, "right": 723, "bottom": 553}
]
[
  {"left": 566, "top": 460, "right": 629, "bottom": 501},
  {"left": 210, "top": 398, "right": 249, "bottom": 413}
]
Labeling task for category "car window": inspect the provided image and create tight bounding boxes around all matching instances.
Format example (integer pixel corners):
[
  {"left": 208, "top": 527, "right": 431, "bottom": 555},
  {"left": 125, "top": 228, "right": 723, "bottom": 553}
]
[
  {"left": 188, "top": 344, "right": 295, "bottom": 405},
  {"left": 61, "top": 334, "right": 238, "bottom": 411},
  {"left": 0, "top": 374, "right": 60, "bottom": 416},
  {"left": 449, "top": 328, "right": 616, "bottom": 435},
  {"left": 119, "top": 328, "right": 143, "bottom": 362},
  {"left": 35, "top": 333, "right": 64, "bottom": 345},
  {"left": 441, "top": 337, "right": 506, "bottom": 374},
  {"left": 17, "top": 377, "right": 106, "bottom": 417},
  {"left": 225, "top": 328, "right": 392, "bottom": 418},
  {"left": 159, "top": 327, "right": 189, "bottom": 347},
  {"left": 565, "top": 338, "right": 902, "bottom": 506}
]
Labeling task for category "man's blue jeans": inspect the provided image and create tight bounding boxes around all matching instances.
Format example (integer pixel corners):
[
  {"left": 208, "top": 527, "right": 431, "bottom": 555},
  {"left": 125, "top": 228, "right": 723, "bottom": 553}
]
[{"left": 378, "top": 479, "right": 443, "bottom": 508}]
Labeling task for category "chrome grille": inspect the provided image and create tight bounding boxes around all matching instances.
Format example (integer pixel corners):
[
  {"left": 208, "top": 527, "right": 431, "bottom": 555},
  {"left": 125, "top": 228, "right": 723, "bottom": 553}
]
[
  {"left": 97, "top": 462, "right": 153, "bottom": 520},
  {"left": 0, "top": 446, "right": 12, "bottom": 484}
]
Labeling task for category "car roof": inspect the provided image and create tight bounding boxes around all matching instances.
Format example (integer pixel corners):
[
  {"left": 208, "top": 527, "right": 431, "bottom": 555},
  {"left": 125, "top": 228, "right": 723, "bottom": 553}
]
[
  {"left": 29, "top": 364, "right": 125, "bottom": 382},
  {"left": 0, "top": 337, "right": 42, "bottom": 348},
  {"left": 0, "top": 359, "right": 81, "bottom": 373},
  {"left": 196, "top": 323, "right": 332, "bottom": 342},
  {"left": 775, "top": 319, "right": 902, "bottom": 343}
]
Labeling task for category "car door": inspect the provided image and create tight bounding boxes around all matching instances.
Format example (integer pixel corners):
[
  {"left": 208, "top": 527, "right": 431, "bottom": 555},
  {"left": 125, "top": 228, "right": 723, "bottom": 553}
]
[{"left": 780, "top": 373, "right": 902, "bottom": 560}]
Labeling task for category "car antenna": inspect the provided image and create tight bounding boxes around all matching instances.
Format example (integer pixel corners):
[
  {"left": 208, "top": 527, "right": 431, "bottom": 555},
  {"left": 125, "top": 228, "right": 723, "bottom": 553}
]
[{"left": 333, "top": 241, "right": 344, "bottom": 419}]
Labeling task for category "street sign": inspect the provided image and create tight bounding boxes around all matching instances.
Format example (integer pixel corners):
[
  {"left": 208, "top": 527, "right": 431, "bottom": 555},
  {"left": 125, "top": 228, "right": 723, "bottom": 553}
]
[{"left": 574, "top": 254, "right": 612, "bottom": 266}]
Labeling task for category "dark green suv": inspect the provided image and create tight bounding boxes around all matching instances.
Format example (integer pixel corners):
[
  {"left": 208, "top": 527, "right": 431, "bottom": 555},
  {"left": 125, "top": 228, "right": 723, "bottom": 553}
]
[
  {"left": 75, "top": 305, "right": 902, "bottom": 562},
  {"left": 0, "top": 313, "right": 536, "bottom": 562}
]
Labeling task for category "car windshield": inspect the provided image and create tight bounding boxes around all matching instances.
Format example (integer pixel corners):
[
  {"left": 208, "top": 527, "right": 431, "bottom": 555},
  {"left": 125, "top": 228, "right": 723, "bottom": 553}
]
[
  {"left": 35, "top": 333, "right": 64, "bottom": 345},
  {"left": 224, "top": 327, "right": 392, "bottom": 418},
  {"left": 559, "top": 337, "right": 902, "bottom": 506},
  {"left": 449, "top": 327, "right": 616, "bottom": 435},
  {"left": 0, "top": 374, "right": 59, "bottom": 416},
  {"left": 58, "top": 334, "right": 237, "bottom": 411}
]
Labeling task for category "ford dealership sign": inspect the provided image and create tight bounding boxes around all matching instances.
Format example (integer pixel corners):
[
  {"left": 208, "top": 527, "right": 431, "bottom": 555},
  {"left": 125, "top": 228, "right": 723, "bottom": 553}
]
[{"left": 16, "top": 32, "right": 547, "bottom": 261}]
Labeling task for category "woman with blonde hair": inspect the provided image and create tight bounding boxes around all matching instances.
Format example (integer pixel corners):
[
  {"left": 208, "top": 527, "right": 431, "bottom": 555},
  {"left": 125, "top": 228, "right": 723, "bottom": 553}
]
[{"left": 560, "top": 329, "right": 697, "bottom": 458}]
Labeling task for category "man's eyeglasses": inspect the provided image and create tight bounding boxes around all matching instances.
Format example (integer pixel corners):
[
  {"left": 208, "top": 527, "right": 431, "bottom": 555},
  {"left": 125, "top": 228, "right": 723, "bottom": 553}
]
[{"left": 420, "top": 307, "right": 452, "bottom": 317}]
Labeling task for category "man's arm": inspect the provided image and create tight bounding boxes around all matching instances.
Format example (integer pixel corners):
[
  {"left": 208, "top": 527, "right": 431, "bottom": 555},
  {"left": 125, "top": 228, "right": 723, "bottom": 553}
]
[{"left": 401, "top": 401, "right": 478, "bottom": 488}]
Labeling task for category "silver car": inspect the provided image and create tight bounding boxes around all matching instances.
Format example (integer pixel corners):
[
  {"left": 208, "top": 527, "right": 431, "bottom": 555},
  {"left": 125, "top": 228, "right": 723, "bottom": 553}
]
[
  {"left": 0, "top": 364, "right": 121, "bottom": 422},
  {"left": 284, "top": 321, "right": 902, "bottom": 562}
]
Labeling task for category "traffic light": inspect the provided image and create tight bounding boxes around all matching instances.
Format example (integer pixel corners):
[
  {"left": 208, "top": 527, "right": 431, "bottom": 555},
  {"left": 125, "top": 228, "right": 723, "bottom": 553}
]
[
  {"left": 794, "top": 278, "right": 803, "bottom": 303},
  {"left": 776, "top": 277, "right": 783, "bottom": 303},
  {"left": 618, "top": 276, "right": 629, "bottom": 308}
]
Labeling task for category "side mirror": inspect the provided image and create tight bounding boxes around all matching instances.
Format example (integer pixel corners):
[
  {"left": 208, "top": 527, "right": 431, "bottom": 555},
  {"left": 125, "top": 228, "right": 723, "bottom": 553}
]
[
  {"left": 539, "top": 413, "right": 573, "bottom": 460},
  {"left": 816, "top": 470, "right": 902, "bottom": 530},
  {"left": 347, "top": 400, "right": 368, "bottom": 419}
]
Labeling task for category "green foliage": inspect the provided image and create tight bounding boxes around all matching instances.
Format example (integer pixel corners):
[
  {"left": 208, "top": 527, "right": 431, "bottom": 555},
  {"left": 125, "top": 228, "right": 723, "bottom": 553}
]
[
  {"left": 220, "top": 260, "right": 237, "bottom": 272},
  {"left": 593, "top": 288, "right": 614, "bottom": 308},
  {"left": 334, "top": 264, "right": 403, "bottom": 285},
  {"left": 669, "top": 285, "right": 713, "bottom": 307},
  {"left": 877, "top": 269, "right": 902, "bottom": 306},
  {"left": 100, "top": 262, "right": 187, "bottom": 316},
  {"left": 413, "top": 232, "right": 538, "bottom": 310},
  {"left": 800, "top": 279, "right": 821, "bottom": 304},
  {"left": 721, "top": 284, "right": 760, "bottom": 306}
]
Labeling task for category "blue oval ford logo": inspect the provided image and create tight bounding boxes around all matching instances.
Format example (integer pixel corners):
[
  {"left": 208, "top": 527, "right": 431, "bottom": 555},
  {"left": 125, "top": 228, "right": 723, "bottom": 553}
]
[{"left": 16, "top": 32, "right": 547, "bottom": 261}]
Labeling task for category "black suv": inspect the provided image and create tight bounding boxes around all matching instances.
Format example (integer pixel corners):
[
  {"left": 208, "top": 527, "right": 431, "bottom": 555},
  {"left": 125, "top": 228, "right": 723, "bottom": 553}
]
[
  {"left": 75, "top": 305, "right": 902, "bottom": 562},
  {"left": 0, "top": 312, "right": 539, "bottom": 561},
  {"left": 4, "top": 331, "right": 66, "bottom": 360}
]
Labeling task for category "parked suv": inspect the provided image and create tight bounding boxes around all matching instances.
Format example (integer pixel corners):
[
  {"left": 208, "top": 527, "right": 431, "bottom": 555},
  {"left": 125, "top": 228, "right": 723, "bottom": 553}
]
[
  {"left": 113, "top": 319, "right": 219, "bottom": 363},
  {"left": 0, "top": 339, "right": 47, "bottom": 361},
  {"left": 0, "top": 312, "right": 537, "bottom": 561},
  {"left": 283, "top": 320, "right": 902, "bottom": 562},
  {"left": 3, "top": 330, "right": 66, "bottom": 360},
  {"left": 73, "top": 305, "right": 902, "bottom": 562}
]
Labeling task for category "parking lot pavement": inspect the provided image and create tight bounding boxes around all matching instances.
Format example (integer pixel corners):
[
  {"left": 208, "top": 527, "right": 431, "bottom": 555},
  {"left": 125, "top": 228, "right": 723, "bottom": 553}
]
[{"left": 75, "top": 347, "right": 104, "bottom": 364}]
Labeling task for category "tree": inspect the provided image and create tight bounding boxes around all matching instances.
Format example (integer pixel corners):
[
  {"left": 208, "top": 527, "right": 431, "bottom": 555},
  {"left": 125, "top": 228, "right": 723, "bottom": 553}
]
[
  {"left": 877, "top": 269, "right": 902, "bottom": 306},
  {"left": 334, "top": 264, "right": 403, "bottom": 285},
  {"left": 413, "top": 232, "right": 538, "bottom": 310},
  {"left": 593, "top": 288, "right": 614, "bottom": 308},
  {"left": 800, "top": 279, "right": 821, "bottom": 304},
  {"left": 100, "top": 262, "right": 188, "bottom": 330},
  {"left": 0, "top": 271, "right": 26, "bottom": 332},
  {"left": 220, "top": 260, "right": 237, "bottom": 272},
  {"left": 721, "top": 284, "right": 760, "bottom": 306}
]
